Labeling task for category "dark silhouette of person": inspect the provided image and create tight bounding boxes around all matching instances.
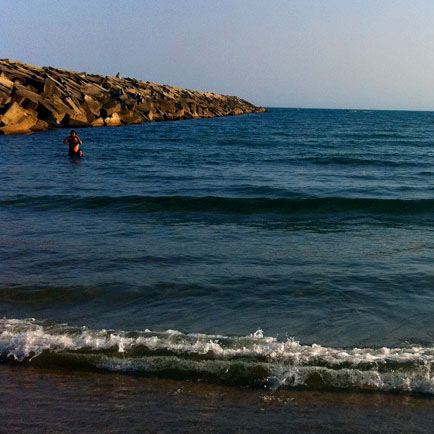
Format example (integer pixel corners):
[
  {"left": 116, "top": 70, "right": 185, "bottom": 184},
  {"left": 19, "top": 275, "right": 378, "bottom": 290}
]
[{"left": 63, "top": 130, "right": 83, "bottom": 157}]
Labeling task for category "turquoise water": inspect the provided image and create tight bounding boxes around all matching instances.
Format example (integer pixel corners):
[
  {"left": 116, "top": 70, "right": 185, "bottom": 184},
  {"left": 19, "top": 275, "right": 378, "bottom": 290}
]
[{"left": 3, "top": 108, "right": 434, "bottom": 393}]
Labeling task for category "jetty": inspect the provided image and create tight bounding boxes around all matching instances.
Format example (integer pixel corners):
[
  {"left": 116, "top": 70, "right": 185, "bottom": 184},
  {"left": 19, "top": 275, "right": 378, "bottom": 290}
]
[{"left": 0, "top": 59, "right": 266, "bottom": 135}]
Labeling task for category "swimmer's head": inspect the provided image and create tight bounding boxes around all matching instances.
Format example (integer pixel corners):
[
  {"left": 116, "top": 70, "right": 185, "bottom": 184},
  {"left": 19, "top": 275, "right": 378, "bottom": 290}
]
[{"left": 70, "top": 130, "right": 77, "bottom": 136}]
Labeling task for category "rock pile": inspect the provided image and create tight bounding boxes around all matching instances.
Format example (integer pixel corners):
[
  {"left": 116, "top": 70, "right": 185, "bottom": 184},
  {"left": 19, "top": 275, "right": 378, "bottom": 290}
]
[{"left": 0, "top": 59, "right": 266, "bottom": 135}]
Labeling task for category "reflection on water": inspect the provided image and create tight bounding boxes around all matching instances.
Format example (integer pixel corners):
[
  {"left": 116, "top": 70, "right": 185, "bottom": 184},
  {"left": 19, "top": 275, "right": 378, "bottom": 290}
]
[{"left": 1, "top": 366, "right": 434, "bottom": 433}]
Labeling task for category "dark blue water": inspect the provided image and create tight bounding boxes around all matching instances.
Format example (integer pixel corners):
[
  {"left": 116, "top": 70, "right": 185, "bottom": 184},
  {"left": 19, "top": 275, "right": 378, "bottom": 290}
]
[{"left": 3, "top": 108, "right": 434, "bottom": 393}]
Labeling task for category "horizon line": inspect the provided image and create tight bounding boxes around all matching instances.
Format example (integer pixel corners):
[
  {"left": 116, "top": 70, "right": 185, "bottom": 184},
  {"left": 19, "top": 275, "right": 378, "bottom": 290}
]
[{"left": 263, "top": 106, "right": 434, "bottom": 113}]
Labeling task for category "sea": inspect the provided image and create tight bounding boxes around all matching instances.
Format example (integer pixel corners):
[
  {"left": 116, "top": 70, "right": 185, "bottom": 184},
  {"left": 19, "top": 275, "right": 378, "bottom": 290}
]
[{"left": 3, "top": 108, "right": 434, "bottom": 431}]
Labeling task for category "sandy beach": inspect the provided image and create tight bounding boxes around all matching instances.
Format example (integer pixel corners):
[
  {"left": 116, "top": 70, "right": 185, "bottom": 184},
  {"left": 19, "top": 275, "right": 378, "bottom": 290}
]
[{"left": 1, "top": 366, "right": 434, "bottom": 433}]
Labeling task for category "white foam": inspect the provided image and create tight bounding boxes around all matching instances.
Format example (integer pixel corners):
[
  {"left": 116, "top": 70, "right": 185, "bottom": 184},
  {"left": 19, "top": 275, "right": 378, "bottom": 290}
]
[{"left": 2, "top": 317, "right": 434, "bottom": 393}]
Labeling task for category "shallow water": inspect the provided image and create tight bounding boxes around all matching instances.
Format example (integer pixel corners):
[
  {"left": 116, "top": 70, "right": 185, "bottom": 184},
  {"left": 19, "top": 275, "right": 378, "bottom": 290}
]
[
  {"left": 2, "top": 109, "right": 434, "bottom": 394},
  {"left": 1, "top": 366, "right": 434, "bottom": 433}
]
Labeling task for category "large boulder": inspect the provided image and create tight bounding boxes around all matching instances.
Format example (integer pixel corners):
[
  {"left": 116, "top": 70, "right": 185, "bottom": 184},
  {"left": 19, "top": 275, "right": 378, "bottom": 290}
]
[
  {"left": 83, "top": 95, "right": 102, "bottom": 117},
  {"left": 101, "top": 100, "right": 121, "bottom": 117},
  {"left": 30, "top": 119, "right": 49, "bottom": 132},
  {"left": 0, "top": 73, "right": 14, "bottom": 90},
  {"left": 37, "top": 98, "right": 70, "bottom": 126},
  {"left": 0, "top": 85, "right": 12, "bottom": 105},
  {"left": 12, "top": 84, "right": 42, "bottom": 111},
  {"left": 231, "top": 108, "right": 244, "bottom": 116},
  {"left": 82, "top": 82, "right": 106, "bottom": 96},
  {"left": 104, "top": 112, "right": 121, "bottom": 126},
  {"left": 118, "top": 110, "right": 144, "bottom": 124},
  {"left": 41, "top": 76, "right": 64, "bottom": 98},
  {"left": 91, "top": 117, "right": 104, "bottom": 127},
  {"left": 0, "top": 102, "right": 37, "bottom": 134},
  {"left": 62, "top": 112, "right": 91, "bottom": 128}
]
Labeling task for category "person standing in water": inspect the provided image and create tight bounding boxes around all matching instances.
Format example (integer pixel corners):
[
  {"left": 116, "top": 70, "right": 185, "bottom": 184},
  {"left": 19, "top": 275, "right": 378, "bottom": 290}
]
[{"left": 63, "top": 130, "right": 83, "bottom": 157}]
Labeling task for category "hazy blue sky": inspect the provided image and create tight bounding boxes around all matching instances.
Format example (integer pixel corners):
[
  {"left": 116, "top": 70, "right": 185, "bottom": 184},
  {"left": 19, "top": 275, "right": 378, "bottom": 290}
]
[{"left": 2, "top": 0, "right": 434, "bottom": 110}]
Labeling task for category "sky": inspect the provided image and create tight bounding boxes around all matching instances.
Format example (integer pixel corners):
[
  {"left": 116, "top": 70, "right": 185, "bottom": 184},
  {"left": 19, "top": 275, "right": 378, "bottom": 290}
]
[{"left": 2, "top": 0, "right": 434, "bottom": 110}]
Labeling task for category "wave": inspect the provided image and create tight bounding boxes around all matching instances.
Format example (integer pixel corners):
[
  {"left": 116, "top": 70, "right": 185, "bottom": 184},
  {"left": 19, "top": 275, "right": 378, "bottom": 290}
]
[
  {"left": 3, "top": 195, "right": 434, "bottom": 217},
  {"left": 2, "top": 318, "right": 434, "bottom": 394},
  {"left": 306, "top": 156, "right": 417, "bottom": 167}
]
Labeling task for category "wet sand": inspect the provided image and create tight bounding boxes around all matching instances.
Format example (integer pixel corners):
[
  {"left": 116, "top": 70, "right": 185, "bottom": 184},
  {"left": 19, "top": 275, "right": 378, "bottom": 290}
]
[{"left": 1, "top": 366, "right": 434, "bottom": 433}]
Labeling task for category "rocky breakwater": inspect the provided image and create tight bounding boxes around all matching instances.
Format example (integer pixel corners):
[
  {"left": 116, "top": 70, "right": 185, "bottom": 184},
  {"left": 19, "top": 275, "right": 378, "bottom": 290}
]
[{"left": 0, "top": 60, "right": 266, "bottom": 135}]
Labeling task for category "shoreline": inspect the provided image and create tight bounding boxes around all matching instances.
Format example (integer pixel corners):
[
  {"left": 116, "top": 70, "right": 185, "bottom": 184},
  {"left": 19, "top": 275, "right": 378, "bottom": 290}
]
[{"left": 1, "top": 366, "right": 434, "bottom": 433}]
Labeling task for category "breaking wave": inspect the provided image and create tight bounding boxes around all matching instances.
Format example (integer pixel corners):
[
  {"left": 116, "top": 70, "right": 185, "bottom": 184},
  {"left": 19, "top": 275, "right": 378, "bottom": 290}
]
[{"left": 2, "top": 318, "right": 434, "bottom": 394}]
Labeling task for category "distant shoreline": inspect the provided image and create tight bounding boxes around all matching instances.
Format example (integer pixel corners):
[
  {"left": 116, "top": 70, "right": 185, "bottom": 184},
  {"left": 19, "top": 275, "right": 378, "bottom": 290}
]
[{"left": 267, "top": 106, "right": 434, "bottom": 113}]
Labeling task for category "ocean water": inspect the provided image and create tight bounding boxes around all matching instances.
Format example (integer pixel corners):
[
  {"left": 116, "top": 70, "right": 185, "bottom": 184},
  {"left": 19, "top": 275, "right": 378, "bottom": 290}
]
[{"left": 2, "top": 108, "right": 434, "bottom": 394}]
